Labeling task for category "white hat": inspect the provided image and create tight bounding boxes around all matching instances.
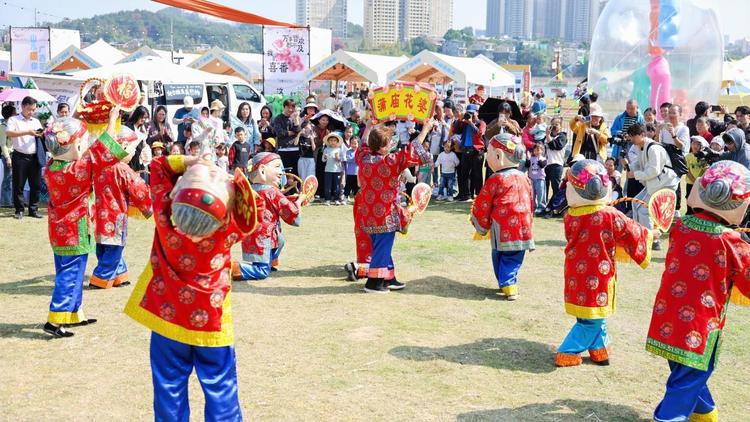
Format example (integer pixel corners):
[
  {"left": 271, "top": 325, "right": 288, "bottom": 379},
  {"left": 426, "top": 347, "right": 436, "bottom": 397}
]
[
  {"left": 589, "top": 103, "right": 605, "bottom": 118},
  {"left": 183, "top": 96, "right": 194, "bottom": 107}
]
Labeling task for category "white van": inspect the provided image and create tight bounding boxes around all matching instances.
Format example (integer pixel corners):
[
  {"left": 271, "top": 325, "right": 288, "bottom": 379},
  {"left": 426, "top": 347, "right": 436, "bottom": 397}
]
[{"left": 154, "top": 81, "right": 265, "bottom": 125}]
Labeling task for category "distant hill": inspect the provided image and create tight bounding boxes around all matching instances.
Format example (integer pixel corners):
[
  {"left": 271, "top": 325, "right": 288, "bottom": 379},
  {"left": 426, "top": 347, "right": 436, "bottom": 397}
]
[{"left": 45, "top": 7, "right": 263, "bottom": 53}]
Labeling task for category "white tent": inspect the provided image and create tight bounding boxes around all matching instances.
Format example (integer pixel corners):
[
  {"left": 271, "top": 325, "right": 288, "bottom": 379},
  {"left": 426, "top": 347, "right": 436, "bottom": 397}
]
[
  {"left": 82, "top": 39, "right": 127, "bottom": 66},
  {"left": 387, "top": 50, "right": 515, "bottom": 103},
  {"left": 723, "top": 56, "right": 750, "bottom": 94},
  {"left": 305, "top": 50, "right": 409, "bottom": 86},
  {"left": 71, "top": 56, "right": 246, "bottom": 84},
  {"left": 187, "top": 47, "right": 263, "bottom": 82}
]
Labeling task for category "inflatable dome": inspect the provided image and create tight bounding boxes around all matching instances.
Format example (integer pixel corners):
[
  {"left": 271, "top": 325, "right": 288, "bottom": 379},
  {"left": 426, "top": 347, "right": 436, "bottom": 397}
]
[{"left": 588, "top": 0, "right": 723, "bottom": 117}]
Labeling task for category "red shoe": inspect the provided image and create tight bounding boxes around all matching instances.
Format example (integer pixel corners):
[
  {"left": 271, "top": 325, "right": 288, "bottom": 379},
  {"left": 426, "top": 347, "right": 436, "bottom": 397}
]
[{"left": 589, "top": 347, "right": 610, "bottom": 366}]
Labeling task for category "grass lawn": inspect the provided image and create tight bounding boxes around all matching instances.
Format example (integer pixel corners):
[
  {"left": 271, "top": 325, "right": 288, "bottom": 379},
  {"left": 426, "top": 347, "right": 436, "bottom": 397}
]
[{"left": 1, "top": 201, "right": 749, "bottom": 421}]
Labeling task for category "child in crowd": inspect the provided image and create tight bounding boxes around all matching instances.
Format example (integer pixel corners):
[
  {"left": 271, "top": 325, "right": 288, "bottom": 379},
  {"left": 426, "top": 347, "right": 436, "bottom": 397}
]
[
  {"left": 182, "top": 124, "right": 193, "bottom": 145},
  {"left": 435, "top": 140, "right": 460, "bottom": 201},
  {"left": 471, "top": 133, "right": 534, "bottom": 300},
  {"left": 709, "top": 137, "right": 724, "bottom": 153},
  {"left": 151, "top": 142, "right": 165, "bottom": 159},
  {"left": 343, "top": 136, "right": 360, "bottom": 201},
  {"left": 261, "top": 137, "right": 277, "bottom": 153},
  {"left": 322, "top": 132, "right": 347, "bottom": 206},
  {"left": 685, "top": 136, "right": 709, "bottom": 215},
  {"left": 417, "top": 140, "right": 433, "bottom": 184},
  {"left": 169, "top": 143, "right": 184, "bottom": 156},
  {"left": 555, "top": 159, "right": 654, "bottom": 367},
  {"left": 187, "top": 141, "right": 201, "bottom": 157},
  {"left": 228, "top": 127, "right": 251, "bottom": 173},
  {"left": 695, "top": 117, "right": 714, "bottom": 142},
  {"left": 215, "top": 143, "right": 229, "bottom": 173},
  {"left": 647, "top": 161, "right": 750, "bottom": 422},
  {"left": 526, "top": 143, "right": 547, "bottom": 216},
  {"left": 356, "top": 119, "right": 434, "bottom": 293},
  {"left": 604, "top": 157, "right": 625, "bottom": 210}
]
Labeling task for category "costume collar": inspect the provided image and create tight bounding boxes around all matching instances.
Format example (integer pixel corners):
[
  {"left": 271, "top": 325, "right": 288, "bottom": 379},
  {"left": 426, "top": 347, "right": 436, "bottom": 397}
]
[{"left": 567, "top": 204, "right": 607, "bottom": 217}]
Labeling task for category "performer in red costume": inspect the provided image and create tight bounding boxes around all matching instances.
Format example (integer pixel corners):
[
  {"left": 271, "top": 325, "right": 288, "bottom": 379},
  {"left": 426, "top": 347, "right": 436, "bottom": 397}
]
[
  {"left": 648, "top": 160, "right": 750, "bottom": 422},
  {"left": 554, "top": 159, "right": 654, "bottom": 367},
  {"left": 42, "top": 107, "right": 130, "bottom": 337},
  {"left": 124, "top": 155, "right": 261, "bottom": 421},
  {"left": 355, "top": 119, "right": 434, "bottom": 293},
  {"left": 470, "top": 133, "right": 534, "bottom": 300},
  {"left": 89, "top": 128, "right": 152, "bottom": 289},
  {"left": 233, "top": 152, "right": 304, "bottom": 281}
]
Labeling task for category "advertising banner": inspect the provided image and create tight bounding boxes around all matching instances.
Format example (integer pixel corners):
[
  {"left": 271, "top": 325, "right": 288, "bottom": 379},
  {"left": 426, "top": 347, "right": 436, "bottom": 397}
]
[
  {"left": 10, "top": 27, "right": 51, "bottom": 72},
  {"left": 262, "top": 27, "right": 310, "bottom": 98}
]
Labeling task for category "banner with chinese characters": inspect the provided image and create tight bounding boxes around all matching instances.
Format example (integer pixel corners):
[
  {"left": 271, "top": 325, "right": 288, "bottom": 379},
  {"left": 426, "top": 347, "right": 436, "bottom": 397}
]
[
  {"left": 10, "top": 27, "right": 51, "bottom": 73},
  {"left": 262, "top": 27, "right": 309, "bottom": 98},
  {"left": 368, "top": 82, "right": 438, "bottom": 124}
]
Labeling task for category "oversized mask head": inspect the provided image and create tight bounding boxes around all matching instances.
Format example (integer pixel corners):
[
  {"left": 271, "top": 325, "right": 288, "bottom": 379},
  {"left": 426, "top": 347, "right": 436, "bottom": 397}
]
[
  {"left": 486, "top": 133, "right": 525, "bottom": 172},
  {"left": 249, "top": 152, "right": 283, "bottom": 186},
  {"left": 565, "top": 159, "right": 612, "bottom": 208},
  {"left": 171, "top": 162, "right": 234, "bottom": 240},
  {"left": 687, "top": 160, "right": 750, "bottom": 225},
  {"left": 44, "top": 118, "right": 91, "bottom": 161}
]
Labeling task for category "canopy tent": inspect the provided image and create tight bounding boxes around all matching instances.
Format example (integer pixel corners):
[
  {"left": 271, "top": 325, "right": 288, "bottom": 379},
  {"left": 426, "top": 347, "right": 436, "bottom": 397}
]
[
  {"left": 305, "top": 50, "right": 409, "bottom": 86},
  {"left": 117, "top": 46, "right": 200, "bottom": 66},
  {"left": 188, "top": 47, "right": 263, "bottom": 82},
  {"left": 71, "top": 56, "right": 246, "bottom": 85},
  {"left": 387, "top": 50, "right": 515, "bottom": 103},
  {"left": 45, "top": 45, "right": 101, "bottom": 73},
  {"left": 82, "top": 39, "right": 127, "bottom": 66},
  {"left": 723, "top": 56, "right": 750, "bottom": 94}
]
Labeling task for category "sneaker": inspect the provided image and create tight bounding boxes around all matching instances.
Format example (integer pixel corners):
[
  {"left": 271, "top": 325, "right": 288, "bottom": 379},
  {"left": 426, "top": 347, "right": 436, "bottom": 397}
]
[
  {"left": 43, "top": 322, "right": 74, "bottom": 338},
  {"left": 344, "top": 262, "right": 357, "bottom": 282},
  {"left": 506, "top": 294, "right": 518, "bottom": 301},
  {"left": 325, "top": 201, "right": 332, "bottom": 206},
  {"left": 446, "top": 196, "right": 454, "bottom": 202},
  {"left": 364, "top": 278, "right": 389, "bottom": 293},
  {"left": 386, "top": 279, "right": 405, "bottom": 290},
  {"left": 652, "top": 240, "right": 661, "bottom": 251}
]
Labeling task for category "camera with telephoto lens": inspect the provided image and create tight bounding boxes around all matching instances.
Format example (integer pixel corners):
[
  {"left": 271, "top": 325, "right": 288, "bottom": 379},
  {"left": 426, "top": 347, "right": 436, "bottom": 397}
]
[
  {"left": 463, "top": 112, "right": 472, "bottom": 120},
  {"left": 608, "top": 131, "right": 628, "bottom": 148},
  {"left": 695, "top": 148, "right": 721, "bottom": 165}
]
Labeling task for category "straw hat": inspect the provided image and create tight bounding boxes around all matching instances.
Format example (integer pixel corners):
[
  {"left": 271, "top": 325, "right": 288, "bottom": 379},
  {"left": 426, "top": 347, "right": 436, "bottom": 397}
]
[{"left": 209, "top": 99, "right": 226, "bottom": 111}]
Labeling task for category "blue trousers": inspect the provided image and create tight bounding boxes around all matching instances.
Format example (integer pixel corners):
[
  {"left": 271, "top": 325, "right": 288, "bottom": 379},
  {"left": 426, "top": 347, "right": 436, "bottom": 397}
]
[
  {"left": 324, "top": 171, "right": 342, "bottom": 201},
  {"left": 150, "top": 332, "right": 242, "bottom": 422},
  {"left": 48, "top": 254, "right": 88, "bottom": 324},
  {"left": 238, "top": 248, "right": 279, "bottom": 280},
  {"left": 438, "top": 172, "right": 456, "bottom": 197},
  {"left": 368, "top": 232, "right": 396, "bottom": 279},
  {"left": 558, "top": 318, "right": 608, "bottom": 354},
  {"left": 491, "top": 249, "right": 525, "bottom": 288},
  {"left": 93, "top": 244, "right": 127, "bottom": 281},
  {"left": 654, "top": 351, "right": 716, "bottom": 421}
]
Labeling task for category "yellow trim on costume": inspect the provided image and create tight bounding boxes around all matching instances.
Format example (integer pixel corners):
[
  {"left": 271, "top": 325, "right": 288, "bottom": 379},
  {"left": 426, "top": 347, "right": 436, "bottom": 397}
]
[
  {"left": 502, "top": 285, "right": 518, "bottom": 296},
  {"left": 730, "top": 286, "right": 750, "bottom": 306},
  {"left": 48, "top": 310, "right": 86, "bottom": 324},
  {"left": 123, "top": 264, "right": 235, "bottom": 347},
  {"left": 688, "top": 408, "right": 718, "bottom": 422},
  {"left": 166, "top": 155, "right": 187, "bottom": 174},
  {"left": 567, "top": 204, "right": 607, "bottom": 217},
  {"left": 565, "top": 279, "right": 616, "bottom": 318},
  {"left": 640, "top": 229, "right": 654, "bottom": 270}
]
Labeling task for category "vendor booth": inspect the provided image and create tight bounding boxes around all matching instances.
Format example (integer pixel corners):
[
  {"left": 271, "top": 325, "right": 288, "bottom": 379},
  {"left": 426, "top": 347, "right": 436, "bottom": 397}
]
[{"left": 305, "top": 50, "right": 408, "bottom": 86}]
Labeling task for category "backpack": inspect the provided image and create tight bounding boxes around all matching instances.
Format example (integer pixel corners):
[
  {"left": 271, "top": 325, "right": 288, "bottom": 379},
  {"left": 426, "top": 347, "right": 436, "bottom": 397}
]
[{"left": 646, "top": 142, "right": 688, "bottom": 177}]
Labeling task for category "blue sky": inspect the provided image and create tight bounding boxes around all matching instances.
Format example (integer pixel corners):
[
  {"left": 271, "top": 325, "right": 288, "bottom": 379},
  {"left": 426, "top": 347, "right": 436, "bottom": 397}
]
[{"left": 1, "top": 0, "right": 747, "bottom": 40}]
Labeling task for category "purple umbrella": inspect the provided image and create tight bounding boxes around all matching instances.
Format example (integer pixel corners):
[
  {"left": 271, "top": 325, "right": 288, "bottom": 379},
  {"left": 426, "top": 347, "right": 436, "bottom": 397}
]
[{"left": 0, "top": 88, "right": 56, "bottom": 103}]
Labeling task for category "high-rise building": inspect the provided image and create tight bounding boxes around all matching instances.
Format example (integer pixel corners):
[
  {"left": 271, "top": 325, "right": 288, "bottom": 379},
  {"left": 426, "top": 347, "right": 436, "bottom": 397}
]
[
  {"left": 428, "top": 0, "right": 454, "bottom": 38},
  {"left": 400, "top": 0, "right": 430, "bottom": 42},
  {"left": 364, "top": 0, "right": 401, "bottom": 48},
  {"left": 533, "top": 0, "right": 566, "bottom": 40},
  {"left": 564, "top": 0, "right": 602, "bottom": 43},
  {"left": 296, "top": 0, "right": 348, "bottom": 39},
  {"left": 485, "top": 0, "right": 534, "bottom": 40}
]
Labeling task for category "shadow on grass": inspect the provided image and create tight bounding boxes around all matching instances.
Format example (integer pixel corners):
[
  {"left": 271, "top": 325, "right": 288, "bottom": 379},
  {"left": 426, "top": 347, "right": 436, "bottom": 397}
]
[
  {"left": 403, "top": 276, "right": 499, "bottom": 301},
  {"left": 0, "top": 323, "right": 54, "bottom": 340},
  {"left": 233, "top": 280, "right": 361, "bottom": 296},
  {"left": 534, "top": 239, "right": 567, "bottom": 247},
  {"left": 456, "top": 399, "right": 649, "bottom": 421},
  {"left": 273, "top": 264, "right": 349, "bottom": 279},
  {"left": 0, "top": 275, "right": 55, "bottom": 296},
  {"left": 389, "top": 337, "right": 556, "bottom": 374}
]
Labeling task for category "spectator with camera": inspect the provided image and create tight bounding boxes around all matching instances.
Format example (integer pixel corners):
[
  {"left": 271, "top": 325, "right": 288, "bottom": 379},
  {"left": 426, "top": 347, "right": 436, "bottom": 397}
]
[
  {"left": 610, "top": 100, "right": 645, "bottom": 161},
  {"left": 716, "top": 127, "right": 750, "bottom": 169},
  {"left": 5, "top": 96, "right": 44, "bottom": 219},
  {"left": 628, "top": 123, "right": 679, "bottom": 250},
  {"left": 569, "top": 103, "right": 610, "bottom": 162},
  {"left": 687, "top": 101, "right": 726, "bottom": 138},
  {"left": 453, "top": 104, "right": 485, "bottom": 201}
]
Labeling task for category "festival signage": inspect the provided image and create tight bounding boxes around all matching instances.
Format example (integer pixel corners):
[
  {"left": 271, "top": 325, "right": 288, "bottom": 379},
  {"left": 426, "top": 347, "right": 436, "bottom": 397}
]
[
  {"left": 262, "top": 27, "right": 310, "bottom": 97},
  {"left": 164, "top": 84, "right": 204, "bottom": 102},
  {"left": 368, "top": 82, "right": 437, "bottom": 124},
  {"left": 10, "top": 27, "right": 51, "bottom": 73}
]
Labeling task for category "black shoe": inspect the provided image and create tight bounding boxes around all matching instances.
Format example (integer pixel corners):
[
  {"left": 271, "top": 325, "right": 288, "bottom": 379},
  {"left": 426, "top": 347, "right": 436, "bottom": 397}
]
[
  {"left": 115, "top": 281, "right": 131, "bottom": 287},
  {"left": 271, "top": 267, "right": 278, "bottom": 272},
  {"left": 592, "top": 359, "right": 610, "bottom": 366},
  {"left": 28, "top": 212, "right": 43, "bottom": 218},
  {"left": 344, "top": 262, "right": 357, "bottom": 282},
  {"left": 43, "top": 322, "right": 74, "bottom": 338},
  {"left": 364, "top": 278, "right": 388, "bottom": 293},
  {"left": 652, "top": 241, "right": 661, "bottom": 251},
  {"left": 64, "top": 318, "right": 97, "bottom": 327},
  {"left": 385, "top": 278, "right": 405, "bottom": 290},
  {"left": 88, "top": 283, "right": 105, "bottom": 290},
  {"left": 13, "top": 212, "right": 23, "bottom": 220}
]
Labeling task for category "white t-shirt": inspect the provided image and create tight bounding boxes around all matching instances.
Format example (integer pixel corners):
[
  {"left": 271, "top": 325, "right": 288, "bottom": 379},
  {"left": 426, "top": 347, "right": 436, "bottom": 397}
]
[
  {"left": 435, "top": 151, "right": 460, "bottom": 174},
  {"left": 659, "top": 123, "right": 690, "bottom": 154},
  {"left": 7, "top": 114, "right": 42, "bottom": 154}
]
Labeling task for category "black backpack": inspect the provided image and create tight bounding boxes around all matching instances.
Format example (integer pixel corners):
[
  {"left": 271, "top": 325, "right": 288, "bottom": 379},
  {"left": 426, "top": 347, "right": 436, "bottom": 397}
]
[{"left": 646, "top": 142, "right": 688, "bottom": 177}]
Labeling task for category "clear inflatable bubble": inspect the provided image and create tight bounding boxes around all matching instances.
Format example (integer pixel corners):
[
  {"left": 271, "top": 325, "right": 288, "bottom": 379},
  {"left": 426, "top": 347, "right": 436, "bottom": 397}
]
[{"left": 588, "top": 0, "right": 723, "bottom": 117}]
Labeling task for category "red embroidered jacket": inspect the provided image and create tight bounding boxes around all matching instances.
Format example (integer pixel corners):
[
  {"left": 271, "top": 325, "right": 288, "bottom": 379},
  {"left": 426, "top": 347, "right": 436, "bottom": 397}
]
[
  {"left": 355, "top": 138, "right": 431, "bottom": 234},
  {"left": 124, "top": 156, "right": 255, "bottom": 347},
  {"left": 471, "top": 169, "right": 535, "bottom": 251},
  {"left": 93, "top": 162, "right": 152, "bottom": 245},
  {"left": 646, "top": 214, "right": 750, "bottom": 370},
  {"left": 45, "top": 132, "right": 128, "bottom": 256},
  {"left": 240, "top": 184, "right": 300, "bottom": 262},
  {"left": 563, "top": 205, "right": 652, "bottom": 319}
]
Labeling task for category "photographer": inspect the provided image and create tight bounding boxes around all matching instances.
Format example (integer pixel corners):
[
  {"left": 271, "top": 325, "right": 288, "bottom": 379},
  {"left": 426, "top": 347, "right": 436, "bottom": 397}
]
[
  {"left": 485, "top": 102, "right": 521, "bottom": 139},
  {"left": 610, "top": 100, "right": 644, "bottom": 162},
  {"left": 717, "top": 128, "right": 750, "bottom": 169},
  {"left": 454, "top": 104, "right": 485, "bottom": 201},
  {"left": 6, "top": 96, "right": 44, "bottom": 219},
  {"left": 543, "top": 117, "right": 566, "bottom": 213},
  {"left": 630, "top": 123, "right": 679, "bottom": 250},
  {"left": 569, "top": 103, "right": 610, "bottom": 162}
]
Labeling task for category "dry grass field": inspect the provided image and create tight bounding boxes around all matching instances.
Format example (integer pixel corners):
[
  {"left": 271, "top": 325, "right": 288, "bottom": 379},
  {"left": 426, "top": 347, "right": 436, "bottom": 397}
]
[{"left": 1, "top": 201, "right": 749, "bottom": 421}]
